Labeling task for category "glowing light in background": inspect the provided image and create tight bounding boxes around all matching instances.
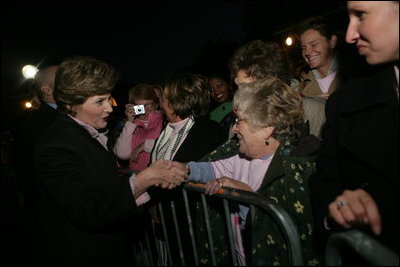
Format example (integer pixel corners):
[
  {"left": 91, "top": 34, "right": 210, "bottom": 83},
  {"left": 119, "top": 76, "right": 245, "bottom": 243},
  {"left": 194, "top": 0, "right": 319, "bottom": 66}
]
[
  {"left": 285, "top": 36, "right": 293, "bottom": 46},
  {"left": 25, "top": 101, "right": 33, "bottom": 108},
  {"left": 22, "top": 65, "right": 39, "bottom": 79}
]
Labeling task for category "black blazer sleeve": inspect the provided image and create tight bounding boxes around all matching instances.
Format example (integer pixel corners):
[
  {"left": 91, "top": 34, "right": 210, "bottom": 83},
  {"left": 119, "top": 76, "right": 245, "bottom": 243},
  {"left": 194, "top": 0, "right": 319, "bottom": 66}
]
[
  {"left": 173, "top": 118, "right": 226, "bottom": 162},
  {"left": 33, "top": 114, "right": 137, "bottom": 230},
  {"left": 310, "top": 66, "right": 399, "bottom": 250}
]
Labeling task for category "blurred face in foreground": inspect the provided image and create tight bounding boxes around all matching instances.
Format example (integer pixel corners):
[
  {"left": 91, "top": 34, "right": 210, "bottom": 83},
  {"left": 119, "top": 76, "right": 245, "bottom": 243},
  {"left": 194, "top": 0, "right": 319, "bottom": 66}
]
[{"left": 346, "top": 1, "right": 399, "bottom": 64}]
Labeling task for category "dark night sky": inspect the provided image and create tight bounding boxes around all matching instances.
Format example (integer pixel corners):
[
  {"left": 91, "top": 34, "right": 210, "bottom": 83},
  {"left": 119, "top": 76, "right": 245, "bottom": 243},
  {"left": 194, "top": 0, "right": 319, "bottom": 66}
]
[
  {"left": 1, "top": 1, "right": 348, "bottom": 132},
  {"left": 1, "top": 1, "right": 249, "bottom": 130},
  {"left": 1, "top": 2, "right": 246, "bottom": 85}
]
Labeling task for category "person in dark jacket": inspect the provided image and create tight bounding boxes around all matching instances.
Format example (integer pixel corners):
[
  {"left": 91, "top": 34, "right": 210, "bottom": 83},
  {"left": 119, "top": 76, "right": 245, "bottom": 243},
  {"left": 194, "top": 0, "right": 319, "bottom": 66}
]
[
  {"left": 10, "top": 66, "right": 58, "bottom": 265},
  {"left": 31, "top": 56, "right": 187, "bottom": 266},
  {"left": 310, "top": 0, "right": 399, "bottom": 257},
  {"left": 152, "top": 72, "right": 225, "bottom": 163},
  {"left": 149, "top": 72, "right": 226, "bottom": 265},
  {"left": 14, "top": 65, "right": 58, "bottom": 203}
]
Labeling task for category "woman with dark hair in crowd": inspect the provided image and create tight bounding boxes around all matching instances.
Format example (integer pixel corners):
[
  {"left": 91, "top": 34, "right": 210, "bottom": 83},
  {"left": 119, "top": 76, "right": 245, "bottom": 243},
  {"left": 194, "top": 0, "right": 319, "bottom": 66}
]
[
  {"left": 297, "top": 16, "right": 345, "bottom": 138},
  {"left": 152, "top": 72, "right": 225, "bottom": 163},
  {"left": 148, "top": 72, "right": 226, "bottom": 265},
  {"left": 208, "top": 72, "right": 236, "bottom": 139}
]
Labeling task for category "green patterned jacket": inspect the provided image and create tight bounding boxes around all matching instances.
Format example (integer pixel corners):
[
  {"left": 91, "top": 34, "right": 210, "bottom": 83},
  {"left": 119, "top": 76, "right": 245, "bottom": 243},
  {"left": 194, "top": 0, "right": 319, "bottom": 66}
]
[
  {"left": 200, "top": 138, "right": 239, "bottom": 162},
  {"left": 196, "top": 139, "right": 322, "bottom": 266}
]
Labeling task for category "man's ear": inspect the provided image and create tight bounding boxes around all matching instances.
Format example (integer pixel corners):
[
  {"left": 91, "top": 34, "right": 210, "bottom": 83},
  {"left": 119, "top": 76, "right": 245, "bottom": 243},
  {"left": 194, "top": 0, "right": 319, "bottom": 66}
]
[
  {"left": 330, "top": 35, "right": 337, "bottom": 49},
  {"left": 41, "top": 84, "right": 52, "bottom": 96}
]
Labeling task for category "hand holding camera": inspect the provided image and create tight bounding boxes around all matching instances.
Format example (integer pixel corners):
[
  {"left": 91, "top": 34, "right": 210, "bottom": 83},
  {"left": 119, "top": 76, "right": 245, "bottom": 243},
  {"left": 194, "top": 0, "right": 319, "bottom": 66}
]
[
  {"left": 133, "top": 105, "right": 145, "bottom": 115},
  {"left": 125, "top": 104, "right": 146, "bottom": 122}
]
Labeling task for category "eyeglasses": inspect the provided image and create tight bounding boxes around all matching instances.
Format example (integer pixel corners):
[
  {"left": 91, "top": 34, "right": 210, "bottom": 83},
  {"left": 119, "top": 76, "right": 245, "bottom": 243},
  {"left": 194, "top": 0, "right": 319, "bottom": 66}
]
[{"left": 234, "top": 116, "right": 245, "bottom": 126}]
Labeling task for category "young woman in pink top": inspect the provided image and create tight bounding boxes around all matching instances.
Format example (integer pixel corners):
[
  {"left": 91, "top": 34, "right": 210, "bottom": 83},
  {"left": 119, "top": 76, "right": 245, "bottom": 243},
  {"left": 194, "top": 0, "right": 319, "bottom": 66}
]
[{"left": 113, "top": 84, "right": 164, "bottom": 172}]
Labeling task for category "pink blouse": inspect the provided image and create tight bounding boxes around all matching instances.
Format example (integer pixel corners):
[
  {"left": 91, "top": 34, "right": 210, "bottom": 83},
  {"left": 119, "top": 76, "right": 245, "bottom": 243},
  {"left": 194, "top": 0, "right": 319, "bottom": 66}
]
[{"left": 113, "top": 111, "right": 164, "bottom": 171}]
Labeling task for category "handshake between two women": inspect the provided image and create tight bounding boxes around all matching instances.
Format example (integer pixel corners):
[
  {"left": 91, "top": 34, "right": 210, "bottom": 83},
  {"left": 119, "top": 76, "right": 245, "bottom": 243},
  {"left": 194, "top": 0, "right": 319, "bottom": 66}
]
[{"left": 133, "top": 159, "right": 189, "bottom": 199}]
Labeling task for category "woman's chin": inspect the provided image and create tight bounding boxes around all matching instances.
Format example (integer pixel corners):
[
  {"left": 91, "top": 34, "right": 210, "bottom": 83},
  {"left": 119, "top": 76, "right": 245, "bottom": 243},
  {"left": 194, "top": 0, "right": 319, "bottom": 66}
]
[{"left": 238, "top": 144, "right": 245, "bottom": 155}]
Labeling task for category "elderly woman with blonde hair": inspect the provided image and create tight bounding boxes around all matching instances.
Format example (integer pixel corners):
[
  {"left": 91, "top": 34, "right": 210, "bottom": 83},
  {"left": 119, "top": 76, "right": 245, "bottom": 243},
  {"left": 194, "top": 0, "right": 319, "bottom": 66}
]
[{"left": 181, "top": 76, "right": 321, "bottom": 265}]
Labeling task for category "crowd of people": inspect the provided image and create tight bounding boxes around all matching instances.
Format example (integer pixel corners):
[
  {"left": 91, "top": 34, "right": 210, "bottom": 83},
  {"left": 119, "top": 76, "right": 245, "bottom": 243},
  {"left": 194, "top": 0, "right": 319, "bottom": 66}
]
[{"left": 6, "top": 1, "right": 398, "bottom": 266}]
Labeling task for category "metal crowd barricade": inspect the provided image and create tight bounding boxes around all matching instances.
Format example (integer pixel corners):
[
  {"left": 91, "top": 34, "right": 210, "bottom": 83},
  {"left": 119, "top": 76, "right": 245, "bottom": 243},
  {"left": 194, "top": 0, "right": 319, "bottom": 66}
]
[
  {"left": 132, "top": 181, "right": 303, "bottom": 266},
  {"left": 325, "top": 229, "right": 399, "bottom": 266}
]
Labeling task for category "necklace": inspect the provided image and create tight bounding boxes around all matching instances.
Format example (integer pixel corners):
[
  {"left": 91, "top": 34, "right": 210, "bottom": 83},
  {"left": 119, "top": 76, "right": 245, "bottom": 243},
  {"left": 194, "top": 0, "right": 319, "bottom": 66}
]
[{"left": 155, "top": 118, "right": 192, "bottom": 160}]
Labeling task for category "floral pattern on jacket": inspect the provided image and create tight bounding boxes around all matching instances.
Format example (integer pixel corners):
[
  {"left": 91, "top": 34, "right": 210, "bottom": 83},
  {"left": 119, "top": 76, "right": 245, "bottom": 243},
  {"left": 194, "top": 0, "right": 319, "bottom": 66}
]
[
  {"left": 195, "top": 140, "right": 322, "bottom": 266},
  {"left": 200, "top": 137, "right": 239, "bottom": 162}
]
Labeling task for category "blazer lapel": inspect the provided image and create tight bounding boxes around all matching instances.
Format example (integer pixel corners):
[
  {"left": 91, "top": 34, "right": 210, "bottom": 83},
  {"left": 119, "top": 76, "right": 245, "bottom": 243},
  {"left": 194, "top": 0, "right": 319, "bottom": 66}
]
[{"left": 62, "top": 114, "right": 116, "bottom": 161}]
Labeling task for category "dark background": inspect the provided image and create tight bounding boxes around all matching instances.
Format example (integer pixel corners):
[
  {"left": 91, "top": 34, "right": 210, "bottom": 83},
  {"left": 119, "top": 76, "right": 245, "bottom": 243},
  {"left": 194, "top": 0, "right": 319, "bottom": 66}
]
[{"left": 2, "top": 1, "right": 353, "bottom": 134}]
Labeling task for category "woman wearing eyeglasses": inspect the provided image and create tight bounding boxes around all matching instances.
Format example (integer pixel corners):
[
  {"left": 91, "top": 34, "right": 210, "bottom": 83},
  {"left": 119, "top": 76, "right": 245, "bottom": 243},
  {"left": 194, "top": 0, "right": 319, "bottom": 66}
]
[
  {"left": 179, "top": 77, "right": 321, "bottom": 266},
  {"left": 113, "top": 83, "right": 164, "bottom": 172}
]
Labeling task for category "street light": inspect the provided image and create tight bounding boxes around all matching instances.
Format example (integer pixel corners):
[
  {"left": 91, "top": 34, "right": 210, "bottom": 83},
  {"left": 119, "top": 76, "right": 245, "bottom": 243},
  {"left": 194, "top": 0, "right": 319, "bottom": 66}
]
[
  {"left": 22, "top": 65, "right": 39, "bottom": 79},
  {"left": 25, "top": 101, "right": 33, "bottom": 109},
  {"left": 285, "top": 36, "right": 293, "bottom": 46}
]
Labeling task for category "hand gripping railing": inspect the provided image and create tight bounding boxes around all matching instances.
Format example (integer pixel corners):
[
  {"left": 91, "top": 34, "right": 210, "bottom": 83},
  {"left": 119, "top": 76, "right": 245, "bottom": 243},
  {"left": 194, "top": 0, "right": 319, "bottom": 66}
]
[
  {"left": 325, "top": 229, "right": 399, "bottom": 266},
  {"left": 134, "top": 181, "right": 304, "bottom": 266},
  {"left": 183, "top": 181, "right": 303, "bottom": 266}
]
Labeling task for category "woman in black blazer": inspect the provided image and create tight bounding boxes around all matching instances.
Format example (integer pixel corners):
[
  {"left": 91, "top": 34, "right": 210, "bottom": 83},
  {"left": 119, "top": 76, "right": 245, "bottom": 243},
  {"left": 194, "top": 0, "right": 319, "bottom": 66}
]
[
  {"left": 310, "top": 1, "right": 399, "bottom": 254},
  {"left": 149, "top": 72, "right": 225, "bottom": 265},
  {"left": 152, "top": 72, "right": 225, "bottom": 164},
  {"left": 31, "top": 56, "right": 187, "bottom": 265}
]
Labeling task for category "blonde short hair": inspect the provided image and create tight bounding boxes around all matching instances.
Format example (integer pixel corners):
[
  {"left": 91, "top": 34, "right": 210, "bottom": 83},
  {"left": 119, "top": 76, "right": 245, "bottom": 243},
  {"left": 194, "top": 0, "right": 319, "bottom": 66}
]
[{"left": 233, "top": 76, "right": 304, "bottom": 142}]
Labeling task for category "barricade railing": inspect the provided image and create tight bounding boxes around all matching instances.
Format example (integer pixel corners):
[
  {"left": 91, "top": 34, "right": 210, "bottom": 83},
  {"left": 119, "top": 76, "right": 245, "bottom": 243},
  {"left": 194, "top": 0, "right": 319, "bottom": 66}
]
[
  {"left": 325, "top": 229, "right": 399, "bottom": 266},
  {"left": 132, "top": 181, "right": 304, "bottom": 266}
]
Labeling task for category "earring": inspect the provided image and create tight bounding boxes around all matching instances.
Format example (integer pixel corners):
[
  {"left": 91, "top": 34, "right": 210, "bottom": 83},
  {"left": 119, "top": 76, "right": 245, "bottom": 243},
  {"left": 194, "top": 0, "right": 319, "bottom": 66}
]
[{"left": 265, "top": 140, "right": 269, "bottom": 145}]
